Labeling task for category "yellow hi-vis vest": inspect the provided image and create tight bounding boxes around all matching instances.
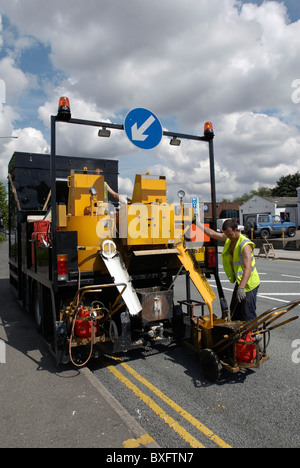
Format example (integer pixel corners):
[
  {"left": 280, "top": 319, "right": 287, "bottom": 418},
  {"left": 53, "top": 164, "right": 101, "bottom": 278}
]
[
  {"left": 222, "top": 234, "right": 260, "bottom": 292},
  {"left": 104, "top": 182, "right": 108, "bottom": 201}
]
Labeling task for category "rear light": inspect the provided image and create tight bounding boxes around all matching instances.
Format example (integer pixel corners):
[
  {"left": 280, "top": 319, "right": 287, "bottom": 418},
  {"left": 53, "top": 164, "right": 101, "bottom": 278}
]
[
  {"left": 207, "top": 246, "right": 216, "bottom": 268},
  {"left": 57, "top": 254, "right": 68, "bottom": 281}
]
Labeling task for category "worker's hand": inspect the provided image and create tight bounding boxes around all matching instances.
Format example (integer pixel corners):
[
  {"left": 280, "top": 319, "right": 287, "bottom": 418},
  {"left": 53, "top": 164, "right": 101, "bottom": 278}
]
[
  {"left": 237, "top": 288, "right": 246, "bottom": 302},
  {"left": 118, "top": 195, "right": 127, "bottom": 204}
]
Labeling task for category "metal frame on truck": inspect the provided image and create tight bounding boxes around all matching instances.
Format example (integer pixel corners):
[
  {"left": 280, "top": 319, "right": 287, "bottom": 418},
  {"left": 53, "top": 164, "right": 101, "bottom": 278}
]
[{"left": 8, "top": 98, "right": 228, "bottom": 368}]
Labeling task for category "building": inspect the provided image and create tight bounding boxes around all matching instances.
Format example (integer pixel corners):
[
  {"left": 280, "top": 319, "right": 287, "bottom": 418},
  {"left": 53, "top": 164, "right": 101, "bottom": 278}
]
[
  {"left": 202, "top": 202, "right": 242, "bottom": 220},
  {"left": 239, "top": 195, "right": 299, "bottom": 227}
]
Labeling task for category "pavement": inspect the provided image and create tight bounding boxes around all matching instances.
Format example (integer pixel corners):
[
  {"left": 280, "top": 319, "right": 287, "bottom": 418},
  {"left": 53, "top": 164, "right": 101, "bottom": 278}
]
[
  {"left": 253, "top": 247, "right": 300, "bottom": 261},
  {"left": 0, "top": 241, "right": 158, "bottom": 449},
  {"left": 0, "top": 239, "right": 299, "bottom": 449}
]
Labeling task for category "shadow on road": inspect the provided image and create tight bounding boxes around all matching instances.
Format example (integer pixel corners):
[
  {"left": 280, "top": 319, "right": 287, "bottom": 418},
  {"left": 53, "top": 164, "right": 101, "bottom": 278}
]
[{"left": 0, "top": 277, "right": 79, "bottom": 378}]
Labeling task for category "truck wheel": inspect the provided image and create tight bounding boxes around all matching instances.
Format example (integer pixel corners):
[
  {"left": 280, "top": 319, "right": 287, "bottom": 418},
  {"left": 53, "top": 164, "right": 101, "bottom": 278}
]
[
  {"left": 199, "top": 349, "right": 222, "bottom": 382},
  {"left": 109, "top": 320, "right": 119, "bottom": 343},
  {"left": 245, "top": 221, "right": 255, "bottom": 232},
  {"left": 260, "top": 229, "right": 270, "bottom": 239},
  {"left": 33, "top": 282, "right": 43, "bottom": 332},
  {"left": 287, "top": 227, "right": 296, "bottom": 237}
]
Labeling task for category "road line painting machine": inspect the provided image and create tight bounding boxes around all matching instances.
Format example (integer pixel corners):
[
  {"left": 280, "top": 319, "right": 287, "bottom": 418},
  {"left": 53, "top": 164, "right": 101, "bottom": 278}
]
[{"left": 8, "top": 97, "right": 299, "bottom": 380}]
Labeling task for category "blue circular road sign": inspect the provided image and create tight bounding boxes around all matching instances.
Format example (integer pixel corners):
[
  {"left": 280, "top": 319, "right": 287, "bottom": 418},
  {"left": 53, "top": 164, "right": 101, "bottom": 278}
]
[{"left": 124, "top": 108, "right": 163, "bottom": 150}]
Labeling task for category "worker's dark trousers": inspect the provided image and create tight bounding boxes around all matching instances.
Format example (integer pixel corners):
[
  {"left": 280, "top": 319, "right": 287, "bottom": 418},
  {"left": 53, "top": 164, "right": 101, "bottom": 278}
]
[{"left": 230, "top": 284, "right": 259, "bottom": 322}]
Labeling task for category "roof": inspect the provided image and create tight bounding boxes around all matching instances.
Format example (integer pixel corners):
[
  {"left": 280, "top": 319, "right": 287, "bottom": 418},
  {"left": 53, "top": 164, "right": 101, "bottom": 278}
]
[{"left": 263, "top": 197, "right": 298, "bottom": 207}]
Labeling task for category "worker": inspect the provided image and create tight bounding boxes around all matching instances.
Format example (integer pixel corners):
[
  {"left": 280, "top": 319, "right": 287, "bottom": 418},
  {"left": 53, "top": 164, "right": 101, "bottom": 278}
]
[
  {"left": 200, "top": 219, "right": 260, "bottom": 322},
  {"left": 95, "top": 167, "right": 124, "bottom": 203}
]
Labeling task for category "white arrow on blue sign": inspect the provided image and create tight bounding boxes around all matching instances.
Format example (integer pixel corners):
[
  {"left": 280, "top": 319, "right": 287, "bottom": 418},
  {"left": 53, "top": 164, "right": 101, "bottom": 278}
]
[
  {"left": 124, "top": 108, "right": 163, "bottom": 150},
  {"left": 192, "top": 197, "right": 198, "bottom": 212}
]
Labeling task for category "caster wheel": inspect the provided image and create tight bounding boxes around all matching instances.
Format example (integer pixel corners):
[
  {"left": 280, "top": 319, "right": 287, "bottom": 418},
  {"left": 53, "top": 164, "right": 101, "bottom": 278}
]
[{"left": 199, "top": 348, "right": 222, "bottom": 382}]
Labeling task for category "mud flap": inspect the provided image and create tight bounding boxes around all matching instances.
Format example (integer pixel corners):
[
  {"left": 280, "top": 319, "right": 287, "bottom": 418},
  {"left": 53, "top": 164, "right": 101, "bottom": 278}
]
[{"left": 111, "top": 312, "right": 130, "bottom": 352}]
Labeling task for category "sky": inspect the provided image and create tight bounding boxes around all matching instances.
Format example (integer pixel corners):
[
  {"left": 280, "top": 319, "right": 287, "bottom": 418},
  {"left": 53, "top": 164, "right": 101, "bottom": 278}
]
[{"left": 0, "top": 0, "right": 300, "bottom": 203}]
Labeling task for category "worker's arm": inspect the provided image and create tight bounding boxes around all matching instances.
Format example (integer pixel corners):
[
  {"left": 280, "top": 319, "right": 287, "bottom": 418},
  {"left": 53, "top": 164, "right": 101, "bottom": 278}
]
[
  {"left": 105, "top": 183, "right": 120, "bottom": 202},
  {"left": 239, "top": 244, "right": 253, "bottom": 289},
  {"left": 106, "top": 183, "right": 127, "bottom": 204},
  {"left": 236, "top": 244, "right": 253, "bottom": 302},
  {"left": 198, "top": 223, "right": 227, "bottom": 242}
]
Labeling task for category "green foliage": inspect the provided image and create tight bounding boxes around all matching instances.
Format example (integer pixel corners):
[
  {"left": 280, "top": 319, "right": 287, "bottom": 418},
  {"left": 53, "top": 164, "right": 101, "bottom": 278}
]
[
  {"left": 271, "top": 172, "right": 300, "bottom": 197},
  {"left": 0, "top": 181, "right": 8, "bottom": 229},
  {"left": 220, "top": 186, "right": 273, "bottom": 203},
  {"left": 234, "top": 186, "right": 273, "bottom": 203},
  {"left": 219, "top": 172, "right": 300, "bottom": 203}
]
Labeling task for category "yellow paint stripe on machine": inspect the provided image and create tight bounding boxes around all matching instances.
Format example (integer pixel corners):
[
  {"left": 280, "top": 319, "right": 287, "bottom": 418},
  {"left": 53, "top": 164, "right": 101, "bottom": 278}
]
[{"left": 176, "top": 242, "right": 216, "bottom": 329}]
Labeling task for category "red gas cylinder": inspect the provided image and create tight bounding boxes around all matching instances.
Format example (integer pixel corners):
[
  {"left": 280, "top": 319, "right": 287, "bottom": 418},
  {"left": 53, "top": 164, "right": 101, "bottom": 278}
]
[
  {"left": 74, "top": 307, "right": 94, "bottom": 339},
  {"left": 236, "top": 333, "right": 257, "bottom": 364},
  {"left": 33, "top": 220, "right": 50, "bottom": 236},
  {"left": 31, "top": 220, "right": 50, "bottom": 265}
]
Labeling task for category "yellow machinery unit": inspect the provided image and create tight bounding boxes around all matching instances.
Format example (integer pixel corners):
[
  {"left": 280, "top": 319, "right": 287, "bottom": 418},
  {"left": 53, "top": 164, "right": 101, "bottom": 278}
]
[
  {"left": 59, "top": 168, "right": 217, "bottom": 324},
  {"left": 131, "top": 174, "right": 167, "bottom": 204}
]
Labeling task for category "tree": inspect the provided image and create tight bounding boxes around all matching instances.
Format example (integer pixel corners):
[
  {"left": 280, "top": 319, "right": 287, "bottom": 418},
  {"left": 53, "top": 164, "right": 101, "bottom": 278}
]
[
  {"left": 271, "top": 172, "right": 300, "bottom": 197},
  {"left": 0, "top": 182, "right": 8, "bottom": 229},
  {"left": 233, "top": 186, "right": 273, "bottom": 203}
]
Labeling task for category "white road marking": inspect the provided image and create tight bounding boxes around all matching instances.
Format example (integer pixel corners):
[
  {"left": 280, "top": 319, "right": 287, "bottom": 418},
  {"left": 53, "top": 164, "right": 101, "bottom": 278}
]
[{"left": 282, "top": 274, "right": 300, "bottom": 279}]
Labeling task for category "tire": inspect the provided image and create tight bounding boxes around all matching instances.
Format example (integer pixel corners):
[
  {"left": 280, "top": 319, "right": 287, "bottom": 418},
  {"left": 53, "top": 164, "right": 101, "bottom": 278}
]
[
  {"left": 32, "top": 282, "right": 43, "bottom": 332},
  {"left": 32, "top": 283, "right": 53, "bottom": 338},
  {"left": 260, "top": 229, "right": 270, "bottom": 239},
  {"left": 287, "top": 227, "right": 296, "bottom": 237},
  {"left": 109, "top": 320, "right": 119, "bottom": 343},
  {"left": 246, "top": 221, "right": 255, "bottom": 231},
  {"left": 199, "top": 348, "right": 222, "bottom": 382},
  {"left": 245, "top": 221, "right": 255, "bottom": 238}
]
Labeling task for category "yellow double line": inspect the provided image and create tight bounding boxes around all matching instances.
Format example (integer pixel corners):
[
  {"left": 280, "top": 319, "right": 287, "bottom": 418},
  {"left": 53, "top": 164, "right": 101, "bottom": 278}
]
[{"left": 101, "top": 355, "right": 232, "bottom": 449}]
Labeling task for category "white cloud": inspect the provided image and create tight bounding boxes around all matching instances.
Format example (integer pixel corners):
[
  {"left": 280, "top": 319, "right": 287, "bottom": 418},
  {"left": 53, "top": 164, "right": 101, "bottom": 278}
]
[
  {"left": 38, "top": 92, "right": 135, "bottom": 158},
  {"left": 2, "top": 0, "right": 299, "bottom": 117},
  {"left": 0, "top": 56, "right": 30, "bottom": 102},
  {"left": 0, "top": 0, "right": 300, "bottom": 200},
  {"left": 0, "top": 125, "right": 49, "bottom": 180},
  {"left": 0, "top": 16, "right": 3, "bottom": 50}
]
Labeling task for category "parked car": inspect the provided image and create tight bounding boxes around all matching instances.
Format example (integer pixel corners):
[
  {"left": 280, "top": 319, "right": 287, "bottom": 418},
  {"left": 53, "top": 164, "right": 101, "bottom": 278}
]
[
  {"left": 244, "top": 213, "right": 296, "bottom": 239},
  {"left": 217, "top": 218, "right": 244, "bottom": 233}
]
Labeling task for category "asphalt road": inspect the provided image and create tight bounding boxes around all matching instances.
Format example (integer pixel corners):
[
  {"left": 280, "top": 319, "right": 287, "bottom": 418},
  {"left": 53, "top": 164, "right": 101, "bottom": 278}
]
[{"left": 89, "top": 255, "right": 300, "bottom": 449}]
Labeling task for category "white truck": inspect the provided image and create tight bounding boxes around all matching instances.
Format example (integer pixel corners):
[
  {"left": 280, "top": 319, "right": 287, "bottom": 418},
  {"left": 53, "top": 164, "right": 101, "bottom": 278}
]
[{"left": 217, "top": 218, "right": 244, "bottom": 233}]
